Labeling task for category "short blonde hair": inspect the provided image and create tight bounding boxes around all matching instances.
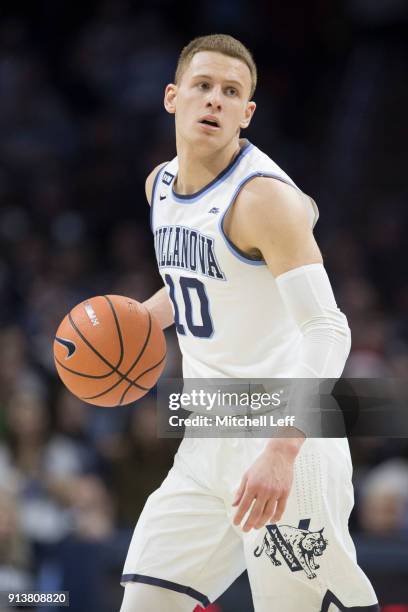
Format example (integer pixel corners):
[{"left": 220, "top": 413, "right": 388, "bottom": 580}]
[{"left": 175, "top": 34, "right": 257, "bottom": 99}]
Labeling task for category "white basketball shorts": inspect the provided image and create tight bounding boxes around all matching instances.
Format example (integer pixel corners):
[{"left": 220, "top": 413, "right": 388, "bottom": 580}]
[{"left": 121, "top": 435, "right": 379, "bottom": 612}]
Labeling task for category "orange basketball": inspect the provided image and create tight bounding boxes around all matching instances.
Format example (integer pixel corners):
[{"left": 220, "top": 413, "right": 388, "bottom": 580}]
[{"left": 53, "top": 295, "right": 166, "bottom": 407}]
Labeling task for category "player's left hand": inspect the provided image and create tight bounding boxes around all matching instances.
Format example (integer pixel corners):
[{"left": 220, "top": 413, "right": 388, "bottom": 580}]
[{"left": 232, "top": 437, "right": 303, "bottom": 532}]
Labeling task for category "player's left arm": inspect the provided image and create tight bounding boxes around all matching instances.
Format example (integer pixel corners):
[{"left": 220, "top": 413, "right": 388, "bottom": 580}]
[{"left": 232, "top": 177, "right": 351, "bottom": 531}]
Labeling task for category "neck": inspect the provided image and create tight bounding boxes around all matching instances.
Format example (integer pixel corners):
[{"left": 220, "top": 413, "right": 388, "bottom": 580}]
[{"left": 174, "top": 136, "right": 244, "bottom": 195}]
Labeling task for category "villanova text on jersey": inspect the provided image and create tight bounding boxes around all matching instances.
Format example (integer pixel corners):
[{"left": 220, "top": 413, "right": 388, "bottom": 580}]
[{"left": 154, "top": 225, "right": 226, "bottom": 280}]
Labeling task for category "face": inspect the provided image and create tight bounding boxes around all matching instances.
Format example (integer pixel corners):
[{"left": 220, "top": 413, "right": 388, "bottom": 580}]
[{"left": 164, "top": 51, "right": 256, "bottom": 152}]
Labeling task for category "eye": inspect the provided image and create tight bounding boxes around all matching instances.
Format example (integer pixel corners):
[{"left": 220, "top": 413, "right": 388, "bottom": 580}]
[
  {"left": 198, "top": 81, "right": 210, "bottom": 90},
  {"left": 225, "top": 87, "right": 238, "bottom": 97}
]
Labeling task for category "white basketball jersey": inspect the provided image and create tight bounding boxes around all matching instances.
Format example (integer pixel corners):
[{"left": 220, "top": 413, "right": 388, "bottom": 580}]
[{"left": 150, "top": 139, "right": 319, "bottom": 378}]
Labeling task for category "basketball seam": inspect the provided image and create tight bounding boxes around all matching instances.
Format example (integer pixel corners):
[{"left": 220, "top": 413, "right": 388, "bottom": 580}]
[
  {"left": 55, "top": 297, "right": 125, "bottom": 380},
  {"left": 103, "top": 295, "right": 125, "bottom": 369},
  {"left": 81, "top": 375, "right": 150, "bottom": 400},
  {"left": 67, "top": 311, "right": 136, "bottom": 385},
  {"left": 54, "top": 356, "right": 115, "bottom": 379},
  {"left": 118, "top": 352, "right": 167, "bottom": 405},
  {"left": 80, "top": 311, "right": 159, "bottom": 403}
]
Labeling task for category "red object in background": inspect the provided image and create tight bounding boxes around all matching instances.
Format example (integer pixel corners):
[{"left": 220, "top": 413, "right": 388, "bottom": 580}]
[
  {"left": 193, "top": 607, "right": 408, "bottom": 612},
  {"left": 192, "top": 605, "right": 408, "bottom": 612},
  {"left": 192, "top": 604, "right": 408, "bottom": 612},
  {"left": 193, "top": 606, "right": 408, "bottom": 612}
]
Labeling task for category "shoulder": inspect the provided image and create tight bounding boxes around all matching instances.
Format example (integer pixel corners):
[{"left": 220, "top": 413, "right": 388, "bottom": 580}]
[
  {"left": 231, "top": 176, "right": 313, "bottom": 248},
  {"left": 237, "top": 176, "right": 310, "bottom": 227},
  {"left": 145, "top": 162, "right": 168, "bottom": 205},
  {"left": 224, "top": 175, "right": 322, "bottom": 274}
]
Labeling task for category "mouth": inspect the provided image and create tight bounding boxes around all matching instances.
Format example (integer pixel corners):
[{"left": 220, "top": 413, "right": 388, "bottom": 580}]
[{"left": 198, "top": 117, "right": 220, "bottom": 130}]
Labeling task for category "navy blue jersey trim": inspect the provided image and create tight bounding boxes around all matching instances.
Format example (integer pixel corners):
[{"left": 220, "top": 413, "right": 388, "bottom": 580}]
[
  {"left": 320, "top": 590, "right": 379, "bottom": 612},
  {"left": 219, "top": 171, "right": 299, "bottom": 266},
  {"left": 121, "top": 573, "right": 210, "bottom": 607},
  {"left": 150, "top": 163, "right": 169, "bottom": 232},
  {"left": 172, "top": 140, "right": 253, "bottom": 203}
]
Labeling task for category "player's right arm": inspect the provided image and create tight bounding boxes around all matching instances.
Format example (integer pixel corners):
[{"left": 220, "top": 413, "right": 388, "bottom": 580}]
[{"left": 143, "top": 164, "right": 175, "bottom": 330}]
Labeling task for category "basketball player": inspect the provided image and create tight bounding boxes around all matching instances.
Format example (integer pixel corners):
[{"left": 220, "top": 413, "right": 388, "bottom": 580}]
[{"left": 120, "top": 35, "right": 379, "bottom": 612}]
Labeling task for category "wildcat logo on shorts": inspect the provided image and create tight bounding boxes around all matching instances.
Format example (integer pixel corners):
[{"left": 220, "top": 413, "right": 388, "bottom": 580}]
[{"left": 253, "top": 519, "right": 328, "bottom": 580}]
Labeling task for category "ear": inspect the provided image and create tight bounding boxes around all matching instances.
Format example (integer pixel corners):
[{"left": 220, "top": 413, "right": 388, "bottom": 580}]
[
  {"left": 240, "top": 100, "right": 256, "bottom": 129},
  {"left": 164, "top": 83, "right": 177, "bottom": 115}
]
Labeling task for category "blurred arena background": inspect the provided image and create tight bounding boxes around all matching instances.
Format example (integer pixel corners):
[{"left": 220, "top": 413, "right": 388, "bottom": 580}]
[{"left": 0, "top": 1, "right": 407, "bottom": 610}]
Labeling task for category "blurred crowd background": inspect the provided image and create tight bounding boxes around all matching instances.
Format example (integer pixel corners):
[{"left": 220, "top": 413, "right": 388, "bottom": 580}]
[{"left": 0, "top": 1, "right": 407, "bottom": 611}]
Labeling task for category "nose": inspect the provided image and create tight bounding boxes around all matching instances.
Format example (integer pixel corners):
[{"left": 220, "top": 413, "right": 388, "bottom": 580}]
[{"left": 206, "top": 85, "right": 222, "bottom": 110}]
